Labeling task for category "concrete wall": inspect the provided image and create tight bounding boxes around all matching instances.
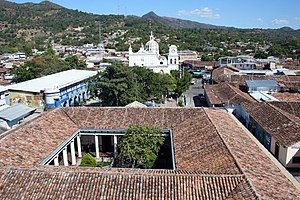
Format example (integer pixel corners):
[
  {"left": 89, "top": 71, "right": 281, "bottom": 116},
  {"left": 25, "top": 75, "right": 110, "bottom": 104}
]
[
  {"left": 286, "top": 143, "right": 300, "bottom": 168},
  {"left": 0, "top": 119, "right": 9, "bottom": 129},
  {"left": 9, "top": 91, "right": 43, "bottom": 108},
  {"left": 46, "top": 82, "right": 89, "bottom": 108}
]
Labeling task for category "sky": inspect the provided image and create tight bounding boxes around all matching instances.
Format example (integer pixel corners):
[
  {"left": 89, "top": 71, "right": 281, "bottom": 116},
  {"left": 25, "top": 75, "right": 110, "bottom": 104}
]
[{"left": 9, "top": 0, "right": 300, "bottom": 29}]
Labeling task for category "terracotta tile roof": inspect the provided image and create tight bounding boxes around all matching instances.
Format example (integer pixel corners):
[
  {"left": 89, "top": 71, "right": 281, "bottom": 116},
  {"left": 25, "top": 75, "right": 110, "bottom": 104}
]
[
  {"left": 63, "top": 107, "right": 241, "bottom": 174},
  {"left": 0, "top": 108, "right": 78, "bottom": 167},
  {"left": 212, "top": 66, "right": 239, "bottom": 83},
  {"left": 205, "top": 83, "right": 255, "bottom": 105},
  {"left": 241, "top": 102, "right": 300, "bottom": 147},
  {"left": 0, "top": 168, "right": 255, "bottom": 199},
  {"left": 269, "top": 102, "right": 300, "bottom": 118},
  {"left": 0, "top": 107, "right": 299, "bottom": 198},
  {"left": 272, "top": 92, "right": 300, "bottom": 102},
  {"left": 205, "top": 108, "right": 300, "bottom": 199}
]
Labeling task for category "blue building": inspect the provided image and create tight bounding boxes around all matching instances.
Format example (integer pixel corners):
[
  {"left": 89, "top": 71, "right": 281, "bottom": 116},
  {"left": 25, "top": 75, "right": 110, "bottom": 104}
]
[{"left": 8, "top": 69, "right": 97, "bottom": 108}]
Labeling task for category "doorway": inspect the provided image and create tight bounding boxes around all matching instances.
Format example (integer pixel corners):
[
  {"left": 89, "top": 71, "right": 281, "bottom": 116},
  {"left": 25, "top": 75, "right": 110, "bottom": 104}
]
[{"left": 274, "top": 142, "right": 280, "bottom": 159}]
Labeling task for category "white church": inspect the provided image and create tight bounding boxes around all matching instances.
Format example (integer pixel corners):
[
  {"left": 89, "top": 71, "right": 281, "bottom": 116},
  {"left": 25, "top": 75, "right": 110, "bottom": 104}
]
[{"left": 129, "top": 32, "right": 179, "bottom": 74}]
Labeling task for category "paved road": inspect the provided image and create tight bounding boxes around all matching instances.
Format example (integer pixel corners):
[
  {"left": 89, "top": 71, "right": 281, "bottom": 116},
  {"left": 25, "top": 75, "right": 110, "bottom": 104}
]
[{"left": 183, "top": 78, "right": 207, "bottom": 107}]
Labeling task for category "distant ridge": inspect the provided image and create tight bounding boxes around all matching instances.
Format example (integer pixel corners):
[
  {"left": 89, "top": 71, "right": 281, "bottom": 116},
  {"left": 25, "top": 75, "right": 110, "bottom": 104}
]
[{"left": 141, "top": 11, "right": 224, "bottom": 29}]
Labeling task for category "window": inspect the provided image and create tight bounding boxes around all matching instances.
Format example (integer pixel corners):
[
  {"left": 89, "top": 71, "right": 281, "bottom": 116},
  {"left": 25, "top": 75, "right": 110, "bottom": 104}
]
[
  {"left": 292, "top": 157, "right": 300, "bottom": 163},
  {"left": 170, "top": 59, "right": 173, "bottom": 64},
  {"left": 174, "top": 58, "right": 177, "bottom": 64}
]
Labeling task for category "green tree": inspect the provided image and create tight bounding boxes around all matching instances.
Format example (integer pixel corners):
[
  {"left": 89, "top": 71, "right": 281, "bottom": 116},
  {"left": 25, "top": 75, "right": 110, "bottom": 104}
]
[
  {"left": 118, "top": 124, "right": 165, "bottom": 168},
  {"left": 88, "top": 63, "right": 176, "bottom": 106},
  {"left": 89, "top": 63, "right": 139, "bottom": 106},
  {"left": 12, "top": 61, "right": 39, "bottom": 83},
  {"left": 80, "top": 153, "right": 98, "bottom": 167},
  {"left": 65, "top": 55, "right": 87, "bottom": 69},
  {"left": 170, "top": 70, "right": 192, "bottom": 96}
]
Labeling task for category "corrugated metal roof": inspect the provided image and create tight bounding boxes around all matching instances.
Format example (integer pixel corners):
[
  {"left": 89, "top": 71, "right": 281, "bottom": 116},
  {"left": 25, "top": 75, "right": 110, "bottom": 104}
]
[
  {"left": 245, "top": 79, "right": 279, "bottom": 88},
  {"left": 0, "top": 104, "right": 36, "bottom": 121},
  {"left": 7, "top": 69, "right": 98, "bottom": 93}
]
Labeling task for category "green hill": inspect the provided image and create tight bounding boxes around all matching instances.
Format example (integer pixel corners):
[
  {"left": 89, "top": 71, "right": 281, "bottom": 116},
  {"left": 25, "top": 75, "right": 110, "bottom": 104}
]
[{"left": 1, "top": 0, "right": 300, "bottom": 59}]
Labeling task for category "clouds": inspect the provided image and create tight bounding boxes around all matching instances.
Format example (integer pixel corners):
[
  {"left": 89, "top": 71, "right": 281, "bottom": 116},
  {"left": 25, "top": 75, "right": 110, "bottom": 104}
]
[
  {"left": 256, "top": 18, "right": 263, "bottom": 23},
  {"left": 178, "top": 7, "right": 220, "bottom": 19},
  {"left": 272, "top": 19, "right": 289, "bottom": 25}
]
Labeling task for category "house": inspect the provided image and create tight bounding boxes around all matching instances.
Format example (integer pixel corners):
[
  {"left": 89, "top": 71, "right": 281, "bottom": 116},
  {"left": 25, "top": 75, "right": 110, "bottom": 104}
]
[
  {"left": 245, "top": 80, "right": 282, "bottom": 93},
  {"left": 234, "top": 101, "right": 300, "bottom": 169},
  {"left": 0, "top": 86, "right": 10, "bottom": 108},
  {"left": 7, "top": 69, "right": 97, "bottom": 108},
  {"left": 0, "top": 104, "right": 36, "bottom": 129},
  {"left": 204, "top": 82, "right": 255, "bottom": 111},
  {"left": 0, "top": 107, "right": 299, "bottom": 198},
  {"left": 177, "top": 50, "right": 198, "bottom": 62},
  {"left": 218, "top": 55, "right": 261, "bottom": 70}
]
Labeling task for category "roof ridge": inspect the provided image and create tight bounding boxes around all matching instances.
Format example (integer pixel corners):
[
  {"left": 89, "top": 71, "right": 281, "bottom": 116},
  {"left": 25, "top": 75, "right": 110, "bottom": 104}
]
[
  {"left": 203, "top": 108, "right": 243, "bottom": 174},
  {"left": 268, "top": 103, "right": 300, "bottom": 126},
  {"left": 224, "top": 176, "right": 258, "bottom": 199},
  {"left": 61, "top": 108, "right": 80, "bottom": 127},
  {"left": 0, "top": 167, "right": 246, "bottom": 177},
  {"left": 226, "top": 83, "right": 255, "bottom": 103}
]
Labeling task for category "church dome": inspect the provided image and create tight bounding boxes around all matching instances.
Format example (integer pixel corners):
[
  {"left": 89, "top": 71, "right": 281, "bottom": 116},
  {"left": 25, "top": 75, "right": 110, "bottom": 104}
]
[{"left": 145, "top": 32, "right": 159, "bottom": 53}]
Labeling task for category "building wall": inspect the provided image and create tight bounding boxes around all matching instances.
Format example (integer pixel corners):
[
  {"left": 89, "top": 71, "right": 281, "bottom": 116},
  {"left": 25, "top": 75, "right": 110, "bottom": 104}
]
[
  {"left": 0, "top": 119, "right": 9, "bottom": 129},
  {"left": 129, "top": 53, "right": 162, "bottom": 67},
  {"left": 248, "top": 86, "right": 280, "bottom": 93},
  {"left": 286, "top": 143, "right": 300, "bottom": 168},
  {"left": 0, "top": 91, "right": 10, "bottom": 107},
  {"left": 278, "top": 145, "right": 288, "bottom": 166},
  {"left": 236, "top": 106, "right": 300, "bottom": 169},
  {"left": 9, "top": 91, "right": 43, "bottom": 108},
  {"left": 46, "top": 82, "right": 89, "bottom": 108}
]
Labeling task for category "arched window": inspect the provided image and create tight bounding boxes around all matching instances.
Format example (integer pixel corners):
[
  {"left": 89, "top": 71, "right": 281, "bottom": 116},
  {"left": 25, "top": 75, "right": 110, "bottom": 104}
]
[
  {"left": 170, "top": 59, "right": 173, "bottom": 64},
  {"left": 160, "top": 61, "right": 163, "bottom": 65},
  {"left": 174, "top": 58, "right": 177, "bottom": 64}
]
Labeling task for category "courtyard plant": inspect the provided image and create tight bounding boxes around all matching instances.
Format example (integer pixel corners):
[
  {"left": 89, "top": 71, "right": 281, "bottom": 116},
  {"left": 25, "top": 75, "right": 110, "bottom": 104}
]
[{"left": 117, "top": 124, "right": 165, "bottom": 168}]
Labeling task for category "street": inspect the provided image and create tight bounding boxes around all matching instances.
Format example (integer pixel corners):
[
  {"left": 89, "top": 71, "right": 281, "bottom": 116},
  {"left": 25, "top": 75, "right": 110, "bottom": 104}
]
[{"left": 183, "top": 78, "right": 207, "bottom": 107}]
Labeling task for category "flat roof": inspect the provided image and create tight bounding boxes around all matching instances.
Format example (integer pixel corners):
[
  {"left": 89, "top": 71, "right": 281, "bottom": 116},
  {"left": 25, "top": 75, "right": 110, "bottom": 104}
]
[
  {"left": 7, "top": 69, "right": 97, "bottom": 93},
  {"left": 249, "top": 91, "right": 279, "bottom": 102},
  {"left": 0, "top": 86, "right": 7, "bottom": 93}
]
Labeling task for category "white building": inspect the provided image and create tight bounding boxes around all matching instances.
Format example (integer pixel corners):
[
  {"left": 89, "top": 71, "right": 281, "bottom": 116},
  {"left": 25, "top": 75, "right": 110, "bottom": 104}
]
[
  {"left": 7, "top": 69, "right": 97, "bottom": 108},
  {"left": 0, "top": 86, "right": 10, "bottom": 108},
  {"left": 219, "top": 55, "right": 260, "bottom": 70},
  {"left": 129, "top": 32, "right": 179, "bottom": 74}
]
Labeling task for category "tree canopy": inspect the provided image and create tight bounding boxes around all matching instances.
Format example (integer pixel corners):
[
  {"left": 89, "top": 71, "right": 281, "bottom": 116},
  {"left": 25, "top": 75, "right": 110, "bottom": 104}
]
[
  {"left": 88, "top": 63, "right": 183, "bottom": 106},
  {"left": 117, "top": 124, "right": 165, "bottom": 169},
  {"left": 12, "top": 51, "right": 87, "bottom": 83}
]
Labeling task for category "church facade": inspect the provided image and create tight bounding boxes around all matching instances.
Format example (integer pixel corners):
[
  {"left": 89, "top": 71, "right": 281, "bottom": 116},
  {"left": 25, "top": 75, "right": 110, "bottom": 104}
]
[{"left": 129, "top": 32, "right": 179, "bottom": 74}]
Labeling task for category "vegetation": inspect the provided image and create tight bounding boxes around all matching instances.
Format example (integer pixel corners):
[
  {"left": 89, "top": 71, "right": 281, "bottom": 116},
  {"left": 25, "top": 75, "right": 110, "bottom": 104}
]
[
  {"left": 80, "top": 153, "right": 98, "bottom": 167},
  {"left": 1, "top": 1, "right": 300, "bottom": 59},
  {"left": 171, "top": 70, "right": 192, "bottom": 96},
  {"left": 12, "top": 49, "right": 87, "bottom": 83},
  {"left": 88, "top": 62, "right": 190, "bottom": 106},
  {"left": 79, "top": 153, "right": 110, "bottom": 167},
  {"left": 117, "top": 124, "right": 165, "bottom": 169}
]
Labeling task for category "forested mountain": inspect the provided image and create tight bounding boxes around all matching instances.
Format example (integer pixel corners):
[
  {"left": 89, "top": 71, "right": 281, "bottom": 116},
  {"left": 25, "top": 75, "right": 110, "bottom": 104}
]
[
  {"left": 140, "top": 11, "right": 223, "bottom": 29},
  {"left": 1, "top": 0, "right": 300, "bottom": 59}
]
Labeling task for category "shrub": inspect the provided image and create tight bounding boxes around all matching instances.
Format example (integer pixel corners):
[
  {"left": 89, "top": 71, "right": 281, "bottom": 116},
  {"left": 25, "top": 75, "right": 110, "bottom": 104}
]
[{"left": 80, "top": 153, "right": 98, "bottom": 167}]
